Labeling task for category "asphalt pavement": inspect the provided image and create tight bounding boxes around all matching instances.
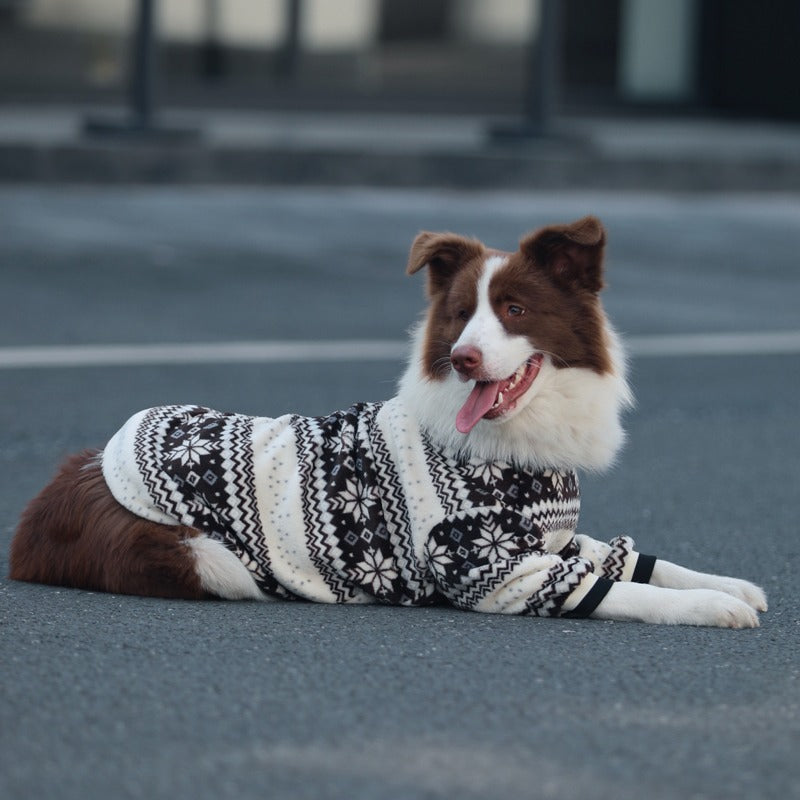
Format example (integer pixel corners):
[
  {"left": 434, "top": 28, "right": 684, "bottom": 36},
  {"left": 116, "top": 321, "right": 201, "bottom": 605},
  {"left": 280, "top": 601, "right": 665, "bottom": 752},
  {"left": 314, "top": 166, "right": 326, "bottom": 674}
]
[{"left": 1, "top": 187, "right": 799, "bottom": 800}]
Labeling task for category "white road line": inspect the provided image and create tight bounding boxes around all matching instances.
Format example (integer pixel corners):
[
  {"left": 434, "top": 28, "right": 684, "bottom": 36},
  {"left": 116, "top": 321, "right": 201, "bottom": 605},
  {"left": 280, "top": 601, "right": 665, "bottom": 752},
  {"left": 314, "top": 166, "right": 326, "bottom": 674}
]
[
  {"left": 0, "top": 331, "right": 798, "bottom": 370},
  {"left": 626, "top": 330, "right": 800, "bottom": 357},
  {"left": 0, "top": 340, "right": 408, "bottom": 369}
]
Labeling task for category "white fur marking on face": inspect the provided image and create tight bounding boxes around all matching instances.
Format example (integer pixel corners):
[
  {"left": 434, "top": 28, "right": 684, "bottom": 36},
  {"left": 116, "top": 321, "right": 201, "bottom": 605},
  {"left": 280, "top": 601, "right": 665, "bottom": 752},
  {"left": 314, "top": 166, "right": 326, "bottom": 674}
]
[
  {"left": 399, "top": 303, "right": 631, "bottom": 471},
  {"left": 454, "top": 255, "right": 533, "bottom": 380}
]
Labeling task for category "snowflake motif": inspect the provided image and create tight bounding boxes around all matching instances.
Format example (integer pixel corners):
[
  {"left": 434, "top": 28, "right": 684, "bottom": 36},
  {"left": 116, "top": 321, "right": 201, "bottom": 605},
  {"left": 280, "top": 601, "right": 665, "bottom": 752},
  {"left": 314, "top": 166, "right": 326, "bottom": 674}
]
[
  {"left": 468, "top": 461, "right": 507, "bottom": 485},
  {"left": 355, "top": 548, "right": 398, "bottom": 595},
  {"left": 167, "top": 433, "right": 215, "bottom": 466},
  {"left": 472, "top": 522, "right": 516, "bottom": 562},
  {"left": 425, "top": 542, "right": 454, "bottom": 580},
  {"left": 333, "top": 478, "right": 376, "bottom": 523}
]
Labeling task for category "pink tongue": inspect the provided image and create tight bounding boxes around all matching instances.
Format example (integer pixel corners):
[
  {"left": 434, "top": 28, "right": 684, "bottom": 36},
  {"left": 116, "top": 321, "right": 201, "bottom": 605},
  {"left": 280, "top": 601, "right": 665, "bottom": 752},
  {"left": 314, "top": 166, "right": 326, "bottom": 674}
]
[{"left": 456, "top": 381, "right": 500, "bottom": 434}]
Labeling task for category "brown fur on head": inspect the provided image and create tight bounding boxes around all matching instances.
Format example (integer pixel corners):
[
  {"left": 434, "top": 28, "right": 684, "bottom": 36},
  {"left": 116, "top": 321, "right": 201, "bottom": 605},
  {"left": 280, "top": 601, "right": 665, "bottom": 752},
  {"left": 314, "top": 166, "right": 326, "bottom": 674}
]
[{"left": 407, "top": 216, "right": 611, "bottom": 381}]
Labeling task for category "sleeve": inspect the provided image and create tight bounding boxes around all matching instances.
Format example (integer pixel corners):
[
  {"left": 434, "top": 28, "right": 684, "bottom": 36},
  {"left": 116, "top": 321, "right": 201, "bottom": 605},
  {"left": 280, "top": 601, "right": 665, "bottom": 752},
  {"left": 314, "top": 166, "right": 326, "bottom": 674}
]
[
  {"left": 423, "top": 505, "right": 601, "bottom": 617},
  {"left": 572, "top": 534, "right": 657, "bottom": 584}
]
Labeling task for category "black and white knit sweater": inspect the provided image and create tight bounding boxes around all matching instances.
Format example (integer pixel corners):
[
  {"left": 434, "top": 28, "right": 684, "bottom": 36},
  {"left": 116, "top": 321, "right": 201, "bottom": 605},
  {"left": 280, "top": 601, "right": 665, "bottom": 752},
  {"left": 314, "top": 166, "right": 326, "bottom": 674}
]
[{"left": 102, "top": 400, "right": 649, "bottom": 615}]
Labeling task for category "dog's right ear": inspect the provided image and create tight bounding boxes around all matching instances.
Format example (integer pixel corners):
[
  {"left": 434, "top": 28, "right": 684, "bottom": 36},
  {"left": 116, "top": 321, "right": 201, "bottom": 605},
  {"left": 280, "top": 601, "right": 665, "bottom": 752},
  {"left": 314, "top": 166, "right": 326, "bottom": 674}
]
[{"left": 407, "top": 232, "right": 484, "bottom": 295}]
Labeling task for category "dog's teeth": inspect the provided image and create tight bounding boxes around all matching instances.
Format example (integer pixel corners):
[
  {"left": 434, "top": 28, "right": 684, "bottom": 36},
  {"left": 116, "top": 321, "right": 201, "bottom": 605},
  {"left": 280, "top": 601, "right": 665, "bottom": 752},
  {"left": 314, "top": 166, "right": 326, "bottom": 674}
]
[
  {"left": 496, "top": 392, "right": 504, "bottom": 406},
  {"left": 508, "top": 363, "right": 526, "bottom": 391}
]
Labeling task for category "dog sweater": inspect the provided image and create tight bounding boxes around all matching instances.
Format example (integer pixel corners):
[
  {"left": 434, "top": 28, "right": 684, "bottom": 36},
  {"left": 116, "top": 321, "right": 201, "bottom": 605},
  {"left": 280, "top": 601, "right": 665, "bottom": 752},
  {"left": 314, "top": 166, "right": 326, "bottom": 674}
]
[{"left": 102, "top": 400, "right": 650, "bottom": 616}]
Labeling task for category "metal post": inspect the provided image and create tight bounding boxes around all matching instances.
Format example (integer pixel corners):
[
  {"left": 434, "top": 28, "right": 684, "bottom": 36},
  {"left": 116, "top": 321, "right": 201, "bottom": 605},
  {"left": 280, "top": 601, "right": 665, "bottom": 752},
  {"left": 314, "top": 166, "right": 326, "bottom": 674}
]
[
  {"left": 524, "top": 0, "right": 559, "bottom": 134},
  {"left": 200, "top": 0, "right": 226, "bottom": 79},
  {"left": 130, "top": 0, "right": 155, "bottom": 128},
  {"left": 276, "top": 0, "right": 302, "bottom": 80},
  {"left": 84, "top": 0, "right": 198, "bottom": 140},
  {"left": 490, "top": 0, "right": 562, "bottom": 141}
]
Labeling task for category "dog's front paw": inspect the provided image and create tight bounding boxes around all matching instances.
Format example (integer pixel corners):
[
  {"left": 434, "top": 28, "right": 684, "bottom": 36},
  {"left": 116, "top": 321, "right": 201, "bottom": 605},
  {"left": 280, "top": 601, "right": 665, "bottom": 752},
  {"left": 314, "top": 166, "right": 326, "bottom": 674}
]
[
  {"left": 593, "top": 583, "right": 762, "bottom": 627},
  {"left": 650, "top": 561, "right": 768, "bottom": 613},
  {"left": 709, "top": 577, "right": 768, "bottom": 612},
  {"left": 687, "top": 589, "right": 760, "bottom": 629}
]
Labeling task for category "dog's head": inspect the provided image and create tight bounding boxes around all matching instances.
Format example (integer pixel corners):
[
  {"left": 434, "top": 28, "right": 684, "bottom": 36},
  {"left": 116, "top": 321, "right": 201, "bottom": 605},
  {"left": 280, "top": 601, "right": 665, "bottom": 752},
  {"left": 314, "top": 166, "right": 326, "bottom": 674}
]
[{"left": 399, "top": 216, "right": 633, "bottom": 471}]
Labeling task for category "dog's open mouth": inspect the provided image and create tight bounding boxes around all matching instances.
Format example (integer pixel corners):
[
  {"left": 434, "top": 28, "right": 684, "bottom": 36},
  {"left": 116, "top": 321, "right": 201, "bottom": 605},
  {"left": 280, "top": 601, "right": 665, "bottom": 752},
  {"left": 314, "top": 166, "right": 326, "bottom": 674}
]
[{"left": 456, "top": 353, "right": 544, "bottom": 434}]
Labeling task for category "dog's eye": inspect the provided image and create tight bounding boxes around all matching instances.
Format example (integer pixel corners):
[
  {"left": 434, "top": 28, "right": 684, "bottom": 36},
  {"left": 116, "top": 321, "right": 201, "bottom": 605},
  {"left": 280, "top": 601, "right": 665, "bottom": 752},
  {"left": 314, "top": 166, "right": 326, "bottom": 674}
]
[
  {"left": 457, "top": 309, "right": 470, "bottom": 321},
  {"left": 506, "top": 304, "right": 525, "bottom": 317}
]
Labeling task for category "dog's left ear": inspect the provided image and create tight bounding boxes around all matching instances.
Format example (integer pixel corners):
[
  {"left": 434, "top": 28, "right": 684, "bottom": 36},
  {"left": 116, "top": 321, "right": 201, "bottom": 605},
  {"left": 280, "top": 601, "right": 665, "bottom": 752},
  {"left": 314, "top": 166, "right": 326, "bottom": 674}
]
[{"left": 520, "top": 215, "right": 606, "bottom": 293}]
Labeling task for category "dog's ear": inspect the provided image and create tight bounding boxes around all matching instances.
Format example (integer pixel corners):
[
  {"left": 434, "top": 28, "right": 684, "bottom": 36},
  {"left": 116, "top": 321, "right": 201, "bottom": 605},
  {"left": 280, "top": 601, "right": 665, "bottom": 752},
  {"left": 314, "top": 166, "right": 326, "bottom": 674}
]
[
  {"left": 407, "top": 231, "right": 484, "bottom": 295},
  {"left": 520, "top": 216, "right": 606, "bottom": 293}
]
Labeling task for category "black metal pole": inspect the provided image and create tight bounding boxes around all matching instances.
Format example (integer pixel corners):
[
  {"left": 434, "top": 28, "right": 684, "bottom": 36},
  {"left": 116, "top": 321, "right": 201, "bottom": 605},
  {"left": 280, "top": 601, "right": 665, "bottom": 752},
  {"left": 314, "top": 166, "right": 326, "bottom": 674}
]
[
  {"left": 200, "top": 0, "right": 226, "bottom": 79},
  {"left": 130, "top": 0, "right": 155, "bottom": 128},
  {"left": 84, "top": 0, "right": 198, "bottom": 140},
  {"left": 523, "top": 0, "right": 560, "bottom": 134},
  {"left": 489, "top": 0, "right": 562, "bottom": 141},
  {"left": 276, "top": 0, "right": 302, "bottom": 80}
]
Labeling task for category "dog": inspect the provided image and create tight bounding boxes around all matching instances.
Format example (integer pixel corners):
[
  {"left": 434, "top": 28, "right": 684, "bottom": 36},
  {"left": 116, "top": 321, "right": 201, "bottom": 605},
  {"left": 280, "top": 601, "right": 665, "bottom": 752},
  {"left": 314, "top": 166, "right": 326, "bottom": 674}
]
[{"left": 10, "top": 216, "right": 767, "bottom": 627}]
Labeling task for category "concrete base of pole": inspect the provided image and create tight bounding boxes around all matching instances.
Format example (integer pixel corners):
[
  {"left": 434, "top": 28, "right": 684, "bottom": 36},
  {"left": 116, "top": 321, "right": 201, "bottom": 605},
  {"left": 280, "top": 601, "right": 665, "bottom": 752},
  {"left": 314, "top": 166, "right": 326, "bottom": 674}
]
[{"left": 83, "top": 117, "right": 201, "bottom": 142}]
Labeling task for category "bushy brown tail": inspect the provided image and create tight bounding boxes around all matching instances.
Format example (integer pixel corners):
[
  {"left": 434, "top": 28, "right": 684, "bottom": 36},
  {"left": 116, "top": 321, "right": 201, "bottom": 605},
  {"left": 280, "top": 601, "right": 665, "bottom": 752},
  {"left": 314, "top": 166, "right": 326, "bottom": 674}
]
[{"left": 10, "top": 450, "right": 209, "bottom": 599}]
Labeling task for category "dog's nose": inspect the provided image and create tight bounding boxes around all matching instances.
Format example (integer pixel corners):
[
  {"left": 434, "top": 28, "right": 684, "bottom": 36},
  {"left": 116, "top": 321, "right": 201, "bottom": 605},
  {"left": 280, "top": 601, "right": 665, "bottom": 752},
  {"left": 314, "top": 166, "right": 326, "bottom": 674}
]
[{"left": 451, "top": 345, "right": 483, "bottom": 377}]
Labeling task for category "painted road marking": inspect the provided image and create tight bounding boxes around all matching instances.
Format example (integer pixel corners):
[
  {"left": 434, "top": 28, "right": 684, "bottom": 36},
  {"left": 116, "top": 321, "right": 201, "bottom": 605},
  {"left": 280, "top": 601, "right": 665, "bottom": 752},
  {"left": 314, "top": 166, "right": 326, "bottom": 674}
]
[{"left": 0, "top": 331, "right": 799, "bottom": 369}]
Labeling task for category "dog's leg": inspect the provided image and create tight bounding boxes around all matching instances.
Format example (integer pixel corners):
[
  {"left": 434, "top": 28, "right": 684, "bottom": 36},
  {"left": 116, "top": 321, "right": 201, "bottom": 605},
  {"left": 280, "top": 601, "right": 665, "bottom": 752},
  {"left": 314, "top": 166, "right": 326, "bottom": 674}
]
[
  {"left": 648, "top": 559, "right": 767, "bottom": 612},
  {"left": 570, "top": 533, "right": 766, "bottom": 625},
  {"left": 590, "top": 580, "right": 760, "bottom": 628}
]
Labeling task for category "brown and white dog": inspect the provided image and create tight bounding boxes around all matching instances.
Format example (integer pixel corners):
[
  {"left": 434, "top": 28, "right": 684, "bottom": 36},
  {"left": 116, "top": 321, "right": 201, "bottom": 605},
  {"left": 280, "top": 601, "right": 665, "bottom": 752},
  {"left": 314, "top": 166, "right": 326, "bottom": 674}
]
[{"left": 10, "top": 216, "right": 767, "bottom": 626}]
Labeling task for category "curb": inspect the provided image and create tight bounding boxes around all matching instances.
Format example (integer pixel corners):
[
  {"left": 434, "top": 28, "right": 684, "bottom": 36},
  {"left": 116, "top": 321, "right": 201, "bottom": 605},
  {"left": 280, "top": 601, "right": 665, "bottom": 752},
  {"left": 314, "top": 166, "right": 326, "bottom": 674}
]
[{"left": 4, "top": 141, "right": 800, "bottom": 191}]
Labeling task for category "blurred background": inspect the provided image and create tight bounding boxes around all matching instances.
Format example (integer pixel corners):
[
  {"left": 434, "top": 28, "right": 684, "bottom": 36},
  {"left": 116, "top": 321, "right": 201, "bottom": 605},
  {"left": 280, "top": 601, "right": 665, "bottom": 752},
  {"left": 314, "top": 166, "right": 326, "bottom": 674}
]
[
  {"left": 1, "top": 0, "right": 799, "bottom": 188},
  {"left": 2, "top": 0, "right": 799, "bottom": 118}
]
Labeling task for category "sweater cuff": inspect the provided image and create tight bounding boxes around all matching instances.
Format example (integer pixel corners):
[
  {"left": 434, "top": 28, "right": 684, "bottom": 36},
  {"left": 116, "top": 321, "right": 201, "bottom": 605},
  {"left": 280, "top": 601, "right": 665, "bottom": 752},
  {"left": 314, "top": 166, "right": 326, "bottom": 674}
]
[
  {"left": 560, "top": 573, "right": 613, "bottom": 618},
  {"left": 600, "top": 535, "right": 639, "bottom": 582},
  {"left": 631, "top": 552, "right": 657, "bottom": 584}
]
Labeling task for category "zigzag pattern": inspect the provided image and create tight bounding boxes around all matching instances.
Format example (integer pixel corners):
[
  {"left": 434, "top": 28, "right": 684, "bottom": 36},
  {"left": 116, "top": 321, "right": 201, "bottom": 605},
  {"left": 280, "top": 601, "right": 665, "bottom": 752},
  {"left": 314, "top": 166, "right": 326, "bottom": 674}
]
[
  {"left": 446, "top": 547, "right": 539, "bottom": 612},
  {"left": 523, "top": 556, "right": 594, "bottom": 617},
  {"left": 292, "top": 413, "right": 360, "bottom": 603},
  {"left": 599, "top": 535, "right": 635, "bottom": 582},
  {"left": 421, "top": 436, "right": 464, "bottom": 517},
  {"left": 369, "top": 416, "right": 433, "bottom": 606},
  {"left": 216, "top": 414, "right": 291, "bottom": 598},
  {"left": 524, "top": 495, "right": 581, "bottom": 537},
  {"left": 134, "top": 405, "right": 194, "bottom": 519}
]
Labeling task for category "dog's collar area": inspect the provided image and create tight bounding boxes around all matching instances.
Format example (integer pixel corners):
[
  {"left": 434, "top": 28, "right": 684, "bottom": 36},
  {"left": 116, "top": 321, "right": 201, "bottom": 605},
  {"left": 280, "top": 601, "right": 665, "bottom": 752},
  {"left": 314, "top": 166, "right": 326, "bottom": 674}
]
[{"left": 455, "top": 354, "right": 543, "bottom": 434}]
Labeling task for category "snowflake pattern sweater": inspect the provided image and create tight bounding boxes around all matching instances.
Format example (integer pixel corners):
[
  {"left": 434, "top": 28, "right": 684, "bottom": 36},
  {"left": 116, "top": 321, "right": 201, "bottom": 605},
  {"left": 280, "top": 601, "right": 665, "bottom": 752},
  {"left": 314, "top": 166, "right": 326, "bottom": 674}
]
[{"left": 102, "top": 400, "right": 651, "bottom": 616}]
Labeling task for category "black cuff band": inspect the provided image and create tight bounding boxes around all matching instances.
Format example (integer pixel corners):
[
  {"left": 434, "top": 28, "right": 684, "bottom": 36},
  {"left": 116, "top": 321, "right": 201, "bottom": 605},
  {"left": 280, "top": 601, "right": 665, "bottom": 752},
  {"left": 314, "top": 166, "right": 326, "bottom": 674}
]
[
  {"left": 562, "top": 577, "right": 614, "bottom": 619},
  {"left": 632, "top": 553, "right": 657, "bottom": 584}
]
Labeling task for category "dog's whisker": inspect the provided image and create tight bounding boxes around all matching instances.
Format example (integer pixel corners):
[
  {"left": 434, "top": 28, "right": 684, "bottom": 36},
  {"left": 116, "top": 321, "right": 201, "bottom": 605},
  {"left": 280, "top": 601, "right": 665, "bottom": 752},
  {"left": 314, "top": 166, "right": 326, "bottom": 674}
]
[
  {"left": 536, "top": 349, "right": 569, "bottom": 369},
  {"left": 431, "top": 355, "right": 453, "bottom": 378}
]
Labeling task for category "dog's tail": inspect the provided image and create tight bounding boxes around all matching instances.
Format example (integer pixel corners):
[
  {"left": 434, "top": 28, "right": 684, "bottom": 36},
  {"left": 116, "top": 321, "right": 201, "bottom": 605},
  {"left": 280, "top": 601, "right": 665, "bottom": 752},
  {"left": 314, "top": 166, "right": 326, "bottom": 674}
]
[{"left": 9, "top": 450, "right": 213, "bottom": 599}]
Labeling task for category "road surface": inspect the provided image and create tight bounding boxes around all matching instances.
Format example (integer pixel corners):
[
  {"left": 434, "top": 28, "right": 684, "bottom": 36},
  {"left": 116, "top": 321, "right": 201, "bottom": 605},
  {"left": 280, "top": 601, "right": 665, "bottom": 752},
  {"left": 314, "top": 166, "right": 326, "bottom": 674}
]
[{"left": 1, "top": 187, "right": 798, "bottom": 800}]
